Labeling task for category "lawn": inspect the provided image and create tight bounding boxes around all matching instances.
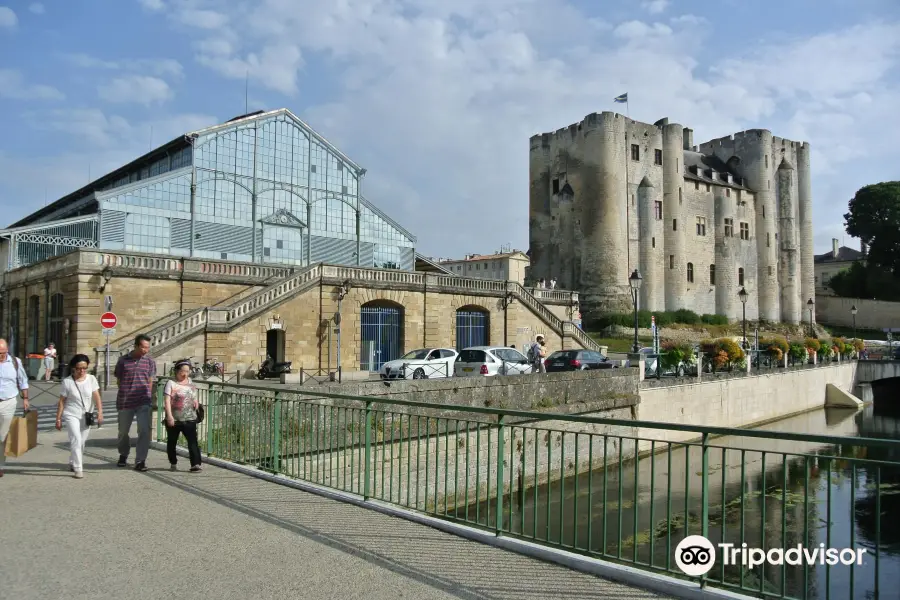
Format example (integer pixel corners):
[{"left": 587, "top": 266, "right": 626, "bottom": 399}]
[{"left": 588, "top": 335, "right": 653, "bottom": 353}]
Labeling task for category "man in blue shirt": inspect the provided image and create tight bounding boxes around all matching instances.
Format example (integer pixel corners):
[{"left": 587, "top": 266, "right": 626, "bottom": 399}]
[{"left": 0, "top": 339, "right": 30, "bottom": 477}]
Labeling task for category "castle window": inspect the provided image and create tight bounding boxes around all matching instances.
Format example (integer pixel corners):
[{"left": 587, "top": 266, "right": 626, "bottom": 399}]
[
  {"left": 767, "top": 232, "right": 771, "bottom": 247},
  {"left": 631, "top": 145, "right": 640, "bottom": 161},
  {"left": 709, "top": 264, "right": 716, "bottom": 285},
  {"left": 705, "top": 183, "right": 711, "bottom": 192},
  {"left": 654, "top": 149, "right": 663, "bottom": 165},
  {"left": 687, "top": 262, "right": 694, "bottom": 283},
  {"left": 696, "top": 217, "right": 706, "bottom": 236},
  {"left": 768, "top": 266, "right": 774, "bottom": 276},
  {"left": 679, "top": 188, "right": 683, "bottom": 205},
  {"left": 669, "top": 255, "right": 674, "bottom": 269},
  {"left": 654, "top": 201, "right": 662, "bottom": 220},
  {"left": 762, "top": 205, "right": 766, "bottom": 218},
  {"left": 726, "top": 188, "right": 731, "bottom": 197},
  {"left": 632, "top": 194, "right": 635, "bottom": 207},
  {"left": 673, "top": 219, "right": 677, "bottom": 231},
  {"left": 695, "top": 181, "right": 699, "bottom": 190},
  {"left": 738, "top": 267, "right": 745, "bottom": 286},
  {"left": 652, "top": 237, "right": 656, "bottom": 248},
  {"left": 767, "top": 180, "right": 771, "bottom": 190},
  {"left": 552, "top": 179, "right": 560, "bottom": 194},
  {"left": 740, "top": 222, "right": 750, "bottom": 240},
  {"left": 765, "top": 155, "right": 769, "bottom": 168},
  {"left": 724, "top": 218, "right": 733, "bottom": 237}
]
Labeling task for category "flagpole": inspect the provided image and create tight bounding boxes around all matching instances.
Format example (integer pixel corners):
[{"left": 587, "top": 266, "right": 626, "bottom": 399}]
[{"left": 624, "top": 97, "right": 631, "bottom": 273}]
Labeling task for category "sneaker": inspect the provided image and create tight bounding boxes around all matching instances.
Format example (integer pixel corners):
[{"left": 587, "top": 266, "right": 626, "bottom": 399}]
[
  {"left": 190, "top": 465, "right": 202, "bottom": 472},
  {"left": 73, "top": 470, "right": 83, "bottom": 479},
  {"left": 117, "top": 456, "right": 128, "bottom": 467},
  {"left": 134, "top": 462, "right": 148, "bottom": 472},
  {"left": 169, "top": 464, "right": 177, "bottom": 472}
]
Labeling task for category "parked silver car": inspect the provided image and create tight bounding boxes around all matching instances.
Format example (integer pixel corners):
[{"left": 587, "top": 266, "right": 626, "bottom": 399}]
[
  {"left": 453, "top": 346, "right": 533, "bottom": 377},
  {"left": 380, "top": 348, "right": 458, "bottom": 380}
]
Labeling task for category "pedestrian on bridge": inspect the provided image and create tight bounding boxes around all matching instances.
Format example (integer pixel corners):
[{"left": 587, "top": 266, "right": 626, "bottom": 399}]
[
  {"left": 0, "top": 339, "right": 29, "bottom": 478},
  {"left": 55, "top": 354, "right": 102, "bottom": 479},
  {"left": 164, "top": 360, "right": 202, "bottom": 472},
  {"left": 115, "top": 334, "right": 156, "bottom": 472}
]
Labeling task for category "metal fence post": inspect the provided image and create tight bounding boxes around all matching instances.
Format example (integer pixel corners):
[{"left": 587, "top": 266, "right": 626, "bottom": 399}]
[
  {"left": 272, "top": 391, "right": 282, "bottom": 473},
  {"left": 495, "top": 413, "right": 506, "bottom": 536},
  {"left": 700, "top": 432, "right": 710, "bottom": 588},
  {"left": 155, "top": 379, "right": 164, "bottom": 442},
  {"left": 364, "top": 399, "right": 372, "bottom": 500},
  {"left": 206, "top": 387, "right": 215, "bottom": 456}
]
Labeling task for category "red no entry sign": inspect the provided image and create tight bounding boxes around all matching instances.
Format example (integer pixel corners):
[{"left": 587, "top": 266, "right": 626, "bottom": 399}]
[{"left": 100, "top": 312, "right": 118, "bottom": 329}]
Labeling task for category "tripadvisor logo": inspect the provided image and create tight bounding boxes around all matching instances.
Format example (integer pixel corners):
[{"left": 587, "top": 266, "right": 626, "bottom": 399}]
[{"left": 674, "top": 536, "right": 867, "bottom": 578}]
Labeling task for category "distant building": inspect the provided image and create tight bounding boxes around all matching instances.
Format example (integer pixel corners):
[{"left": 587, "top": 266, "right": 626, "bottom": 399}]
[
  {"left": 815, "top": 238, "right": 864, "bottom": 295},
  {"left": 437, "top": 250, "right": 530, "bottom": 284}
]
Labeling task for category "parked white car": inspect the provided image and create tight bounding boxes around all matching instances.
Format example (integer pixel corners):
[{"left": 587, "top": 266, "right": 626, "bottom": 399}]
[
  {"left": 453, "top": 346, "right": 533, "bottom": 377},
  {"left": 380, "top": 348, "right": 458, "bottom": 380}
]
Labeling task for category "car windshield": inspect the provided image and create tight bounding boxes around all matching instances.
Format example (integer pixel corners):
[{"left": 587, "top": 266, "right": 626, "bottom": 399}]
[
  {"left": 401, "top": 349, "right": 431, "bottom": 360},
  {"left": 548, "top": 351, "right": 579, "bottom": 360},
  {"left": 458, "top": 349, "right": 488, "bottom": 363}
]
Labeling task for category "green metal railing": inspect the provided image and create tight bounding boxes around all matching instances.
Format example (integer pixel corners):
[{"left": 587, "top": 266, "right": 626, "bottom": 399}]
[{"left": 155, "top": 380, "right": 900, "bottom": 600}]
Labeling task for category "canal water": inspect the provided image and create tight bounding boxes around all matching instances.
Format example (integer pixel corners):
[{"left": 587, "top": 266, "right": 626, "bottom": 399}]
[{"left": 461, "top": 403, "right": 900, "bottom": 599}]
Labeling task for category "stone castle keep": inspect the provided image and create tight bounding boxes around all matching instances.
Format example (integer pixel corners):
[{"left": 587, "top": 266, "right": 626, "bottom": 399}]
[{"left": 529, "top": 112, "right": 815, "bottom": 324}]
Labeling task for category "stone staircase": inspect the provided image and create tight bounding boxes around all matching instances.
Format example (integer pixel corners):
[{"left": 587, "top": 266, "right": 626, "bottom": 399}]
[{"left": 108, "top": 263, "right": 598, "bottom": 360}]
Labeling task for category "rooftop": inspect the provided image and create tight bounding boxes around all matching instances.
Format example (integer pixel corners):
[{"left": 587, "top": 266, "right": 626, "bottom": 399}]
[
  {"left": 815, "top": 246, "right": 864, "bottom": 264},
  {"left": 437, "top": 250, "right": 529, "bottom": 263}
]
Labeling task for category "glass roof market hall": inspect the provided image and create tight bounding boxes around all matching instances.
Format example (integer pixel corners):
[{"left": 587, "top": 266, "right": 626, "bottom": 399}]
[{"left": 1, "top": 109, "right": 416, "bottom": 272}]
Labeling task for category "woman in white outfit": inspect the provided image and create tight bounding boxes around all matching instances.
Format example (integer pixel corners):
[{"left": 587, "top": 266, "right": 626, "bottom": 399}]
[
  {"left": 55, "top": 354, "right": 103, "bottom": 479},
  {"left": 43, "top": 342, "right": 57, "bottom": 381}
]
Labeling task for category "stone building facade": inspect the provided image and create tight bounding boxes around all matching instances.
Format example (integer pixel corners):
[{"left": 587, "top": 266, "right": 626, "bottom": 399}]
[
  {"left": 0, "top": 250, "right": 593, "bottom": 377},
  {"left": 529, "top": 112, "right": 815, "bottom": 324}
]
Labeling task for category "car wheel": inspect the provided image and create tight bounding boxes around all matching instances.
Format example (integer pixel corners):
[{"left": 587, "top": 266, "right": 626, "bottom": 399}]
[
  {"left": 413, "top": 368, "right": 427, "bottom": 380},
  {"left": 580, "top": 365, "right": 589, "bottom": 370}
]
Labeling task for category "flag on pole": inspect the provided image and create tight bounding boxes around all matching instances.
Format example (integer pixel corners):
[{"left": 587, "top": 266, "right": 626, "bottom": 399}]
[{"left": 614, "top": 93, "right": 628, "bottom": 103}]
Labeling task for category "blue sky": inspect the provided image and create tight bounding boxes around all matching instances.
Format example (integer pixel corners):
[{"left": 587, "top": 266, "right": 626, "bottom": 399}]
[{"left": 1, "top": 0, "right": 899, "bottom": 258}]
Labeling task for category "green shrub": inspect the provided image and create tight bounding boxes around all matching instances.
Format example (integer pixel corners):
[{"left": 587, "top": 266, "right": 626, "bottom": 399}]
[
  {"left": 805, "top": 337, "right": 821, "bottom": 352},
  {"left": 701, "top": 313, "right": 729, "bottom": 326},
  {"left": 761, "top": 335, "right": 789, "bottom": 355},
  {"left": 670, "top": 309, "right": 701, "bottom": 325},
  {"left": 789, "top": 342, "right": 806, "bottom": 360}
]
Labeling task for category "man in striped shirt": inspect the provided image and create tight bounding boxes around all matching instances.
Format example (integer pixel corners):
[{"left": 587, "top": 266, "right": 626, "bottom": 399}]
[{"left": 115, "top": 334, "right": 156, "bottom": 471}]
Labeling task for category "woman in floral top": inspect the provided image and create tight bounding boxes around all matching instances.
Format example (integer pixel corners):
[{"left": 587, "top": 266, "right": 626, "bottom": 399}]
[{"left": 163, "top": 360, "right": 202, "bottom": 472}]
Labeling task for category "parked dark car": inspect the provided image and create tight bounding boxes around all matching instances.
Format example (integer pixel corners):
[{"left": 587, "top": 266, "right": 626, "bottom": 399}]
[{"left": 545, "top": 350, "right": 613, "bottom": 372}]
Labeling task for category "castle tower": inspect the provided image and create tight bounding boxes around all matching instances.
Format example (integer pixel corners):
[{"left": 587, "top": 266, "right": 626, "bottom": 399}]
[
  {"left": 637, "top": 176, "right": 664, "bottom": 311},
  {"left": 661, "top": 122, "right": 686, "bottom": 310},
  {"left": 528, "top": 133, "right": 553, "bottom": 283},
  {"left": 714, "top": 188, "right": 736, "bottom": 319},
  {"left": 777, "top": 158, "right": 800, "bottom": 323},
  {"left": 796, "top": 142, "right": 815, "bottom": 321}
]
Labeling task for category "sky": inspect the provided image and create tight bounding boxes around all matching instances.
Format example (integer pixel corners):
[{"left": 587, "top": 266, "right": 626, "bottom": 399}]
[{"left": 1, "top": 0, "right": 899, "bottom": 259}]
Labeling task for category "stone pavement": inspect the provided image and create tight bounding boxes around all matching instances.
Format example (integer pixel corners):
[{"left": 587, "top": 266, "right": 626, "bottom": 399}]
[{"left": 1, "top": 418, "right": 670, "bottom": 600}]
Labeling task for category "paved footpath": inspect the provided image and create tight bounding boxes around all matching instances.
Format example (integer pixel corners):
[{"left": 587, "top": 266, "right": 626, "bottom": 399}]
[{"left": 1, "top": 398, "right": 668, "bottom": 600}]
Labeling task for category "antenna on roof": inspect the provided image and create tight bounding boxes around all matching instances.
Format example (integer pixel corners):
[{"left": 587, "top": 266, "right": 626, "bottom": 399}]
[{"left": 245, "top": 70, "right": 249, "bottom": 114}]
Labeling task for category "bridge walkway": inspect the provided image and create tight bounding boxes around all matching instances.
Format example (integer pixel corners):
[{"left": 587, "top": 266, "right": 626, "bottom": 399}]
[{"left": 1, "top": 402, "right": 667, "bottom": 600}]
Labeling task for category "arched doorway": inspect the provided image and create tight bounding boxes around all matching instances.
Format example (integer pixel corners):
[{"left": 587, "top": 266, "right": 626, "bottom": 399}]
[
  {"left": 456, "top": 307, "right": 489, "bottom": 350},
  {"left": 360, "top": 301, "right": 403, "bottom": 371}
]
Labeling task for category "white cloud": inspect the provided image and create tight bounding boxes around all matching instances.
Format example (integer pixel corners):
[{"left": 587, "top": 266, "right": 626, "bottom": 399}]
[
  {"left": 0, "top": 69, "right": 64, "bottom": 100},
  {"left": 29, "top": 3, "right": 44, "bottom": 15},
  {"left": 176, "top": 8, "right": 228, "bottom": 29},
  {"left": 641, "top": 0, "right": 669, "bottom": 14},
  {"left": 0, "top": 6, "right": 17, "bottom": 28},
  {"left": 63, "top": 53, "right": 184, "bottom": 78},
  {"left": 97, "top": 75, "right": 174, "bottom": 105},
  {"left": 138, "top": 0, "right": 165, "bottom": 11}
]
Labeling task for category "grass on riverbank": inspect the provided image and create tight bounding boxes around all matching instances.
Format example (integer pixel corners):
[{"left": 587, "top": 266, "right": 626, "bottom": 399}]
[{"left": 588, "top": 336, "right": 653, "bottom": 353}]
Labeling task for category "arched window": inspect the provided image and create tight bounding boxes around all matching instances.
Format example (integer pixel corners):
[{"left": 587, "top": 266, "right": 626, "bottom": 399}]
[
  {"left": 48, "top": 293, "right": 65, "bottom": 355},
  {"left": 9, "top": 299, "right": 20, "bottom": 357},
  {"left": 360, "top": 300, "right": 404, "bottom": 371},
  {"left": 456, "top": 307, "right": 490, "bottom": 350},
  {"left": 686, "top": 263, "right": 694, "bottom": 283},
  {"left": 709, "top": 264, "right": 716, "bottom": 285},
  {"left": 28, "top": 295, "right": 40, "bottom": 354},
  {"left": 738, "top": 267, "right": 745, "bottom": 287}
]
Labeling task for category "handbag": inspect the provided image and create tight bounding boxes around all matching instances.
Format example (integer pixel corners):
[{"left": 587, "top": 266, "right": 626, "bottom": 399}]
[{"left": 196, "top": 403, "right": 205, "bottom": 424}]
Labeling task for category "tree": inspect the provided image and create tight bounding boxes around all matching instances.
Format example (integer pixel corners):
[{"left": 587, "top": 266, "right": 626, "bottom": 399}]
[{"left": 844, "top": 181, "right": 900, "bottom": 274}]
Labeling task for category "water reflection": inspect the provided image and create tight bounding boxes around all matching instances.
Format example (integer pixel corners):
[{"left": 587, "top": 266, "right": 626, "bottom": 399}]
[{"left": 459, "top": 405, "right": 900, "bottom": 599}]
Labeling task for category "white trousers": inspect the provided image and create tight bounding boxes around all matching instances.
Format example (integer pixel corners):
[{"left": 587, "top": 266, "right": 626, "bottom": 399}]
[
  {"left": 64, "top": 414, "right": 91, "bottom": 471},
  {"left": 0, "top": 397, "right": 17, "bottom": 467}
]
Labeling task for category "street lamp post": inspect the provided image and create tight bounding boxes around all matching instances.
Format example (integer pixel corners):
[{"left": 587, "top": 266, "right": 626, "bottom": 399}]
[
  {"left": 851, "top": 304, "right": 858, "bottom": 339},
  {"left": 738, "top": 287, "right": 749, "bottom": 349},
  {"left": 629, "top": 269, "right": 643, "bottom": 354},
  {"left": 807, "top": 298, "right": 815, "bottom": 337}
]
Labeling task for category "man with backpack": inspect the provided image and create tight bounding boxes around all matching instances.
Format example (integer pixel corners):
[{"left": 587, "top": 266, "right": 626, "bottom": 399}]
[{"left": 528, "top": 334, "right": 548, "bottom": 373}]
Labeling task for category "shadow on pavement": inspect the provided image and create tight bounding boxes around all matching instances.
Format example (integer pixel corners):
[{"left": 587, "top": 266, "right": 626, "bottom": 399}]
[{"left": 79, "top": 446, "right": 659, "bottom": 600}]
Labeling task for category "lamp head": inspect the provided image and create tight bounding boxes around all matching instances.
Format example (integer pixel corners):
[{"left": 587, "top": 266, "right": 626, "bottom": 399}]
[
  {"left": 851, "top": 305, "right": 858, "bottom": 315},
  {"left": 738, "top": 286, "right": 748, "bottom": 304},
  {"left": 807, "top": 298, "right": 815, "bottom": 307},
  {"left": 628, "top": 269, "right": 643, "bottom": 291}
]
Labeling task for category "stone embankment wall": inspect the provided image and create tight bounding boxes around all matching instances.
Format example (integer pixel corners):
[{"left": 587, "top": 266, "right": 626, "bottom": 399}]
[{"left": 816, "top": 295, "right": 900, "bottom": 330}]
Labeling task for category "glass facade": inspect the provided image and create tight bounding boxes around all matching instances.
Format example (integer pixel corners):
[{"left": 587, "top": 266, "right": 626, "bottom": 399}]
[{"left": 95, "top": 110, "right": 415, "bottom": 268}]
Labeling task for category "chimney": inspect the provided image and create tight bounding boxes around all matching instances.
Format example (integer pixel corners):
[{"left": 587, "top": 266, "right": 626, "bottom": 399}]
[
  {"left": 683, "top": 128, "right": 694, "bottom": 151},
  {"left": 860, "top": 242, "right": 868, "bottom": 257},
  {"left": 832, "top": 238, "right": 840, "bottom": 259}
]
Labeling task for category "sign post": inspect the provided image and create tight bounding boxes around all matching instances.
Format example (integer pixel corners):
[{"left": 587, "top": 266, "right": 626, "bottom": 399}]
[{"left": 101, "top": 306, "right": 117, "bottom": 390}]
